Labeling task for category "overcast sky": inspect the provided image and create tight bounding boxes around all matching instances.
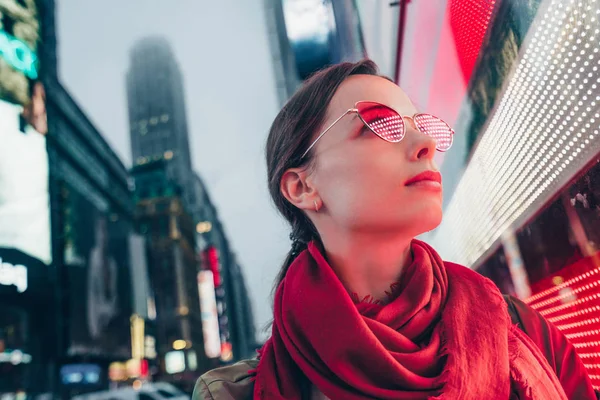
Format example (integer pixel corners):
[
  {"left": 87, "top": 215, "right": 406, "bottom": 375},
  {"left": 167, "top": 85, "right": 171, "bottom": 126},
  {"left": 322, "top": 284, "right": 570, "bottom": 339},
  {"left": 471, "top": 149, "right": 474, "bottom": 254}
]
[{"left": 57, "top": 0, "right": 292, "bottom": 340}]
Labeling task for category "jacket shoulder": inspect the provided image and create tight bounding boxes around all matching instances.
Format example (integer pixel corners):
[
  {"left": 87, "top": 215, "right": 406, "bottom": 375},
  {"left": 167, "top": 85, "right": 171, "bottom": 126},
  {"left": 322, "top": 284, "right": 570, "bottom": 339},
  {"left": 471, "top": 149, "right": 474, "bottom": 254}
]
[{"left": 192, "top": 359, "right": 259, "bottom": 400}]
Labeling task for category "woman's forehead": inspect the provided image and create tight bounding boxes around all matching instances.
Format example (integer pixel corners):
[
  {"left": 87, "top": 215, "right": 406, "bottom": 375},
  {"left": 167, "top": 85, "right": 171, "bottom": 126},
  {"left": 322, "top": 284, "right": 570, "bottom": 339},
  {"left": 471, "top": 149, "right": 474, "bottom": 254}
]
[{"left": 328, "top": 75, "right": 417, "bottom": 117}]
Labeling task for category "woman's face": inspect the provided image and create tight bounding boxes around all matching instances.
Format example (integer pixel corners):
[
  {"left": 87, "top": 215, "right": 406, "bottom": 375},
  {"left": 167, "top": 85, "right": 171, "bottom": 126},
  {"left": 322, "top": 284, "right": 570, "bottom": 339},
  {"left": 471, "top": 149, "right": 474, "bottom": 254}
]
[{"left": 309, "top": 75, "right": 443, "bottom": 238}]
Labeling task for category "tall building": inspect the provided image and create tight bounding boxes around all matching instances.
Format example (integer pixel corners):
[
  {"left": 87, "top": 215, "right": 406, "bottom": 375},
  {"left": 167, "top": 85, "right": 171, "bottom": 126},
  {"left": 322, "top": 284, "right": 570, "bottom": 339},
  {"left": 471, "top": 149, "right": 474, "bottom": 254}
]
[
  {"left": 132, "top": 159, "right": 215, "bottom": 392},
  {"left": 126, "top": 37, "right": 195, "bottom": 213},
  {"left": 126, "top": 36, "right": 256, "bottom": 363}
]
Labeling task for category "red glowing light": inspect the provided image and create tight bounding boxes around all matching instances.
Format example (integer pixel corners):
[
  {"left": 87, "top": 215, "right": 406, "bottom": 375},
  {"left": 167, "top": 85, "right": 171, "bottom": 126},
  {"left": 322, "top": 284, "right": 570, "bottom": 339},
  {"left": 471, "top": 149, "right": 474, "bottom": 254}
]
[
  {"left": 449, "top": 0, "right": 497, "bottom": 83},
  {"left": 202, "top": 246, "right": 221, "bottom": 287},
  {"left": 525, "top": 252, "right": 600, "bottom": 388}
]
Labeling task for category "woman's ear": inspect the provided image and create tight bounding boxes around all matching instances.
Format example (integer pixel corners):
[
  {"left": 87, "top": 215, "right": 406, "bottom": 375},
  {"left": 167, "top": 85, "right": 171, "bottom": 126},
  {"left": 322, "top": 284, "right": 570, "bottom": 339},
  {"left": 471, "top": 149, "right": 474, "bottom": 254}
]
[{"left": 280, "top": 167, "right": 319, "bottom": 211}]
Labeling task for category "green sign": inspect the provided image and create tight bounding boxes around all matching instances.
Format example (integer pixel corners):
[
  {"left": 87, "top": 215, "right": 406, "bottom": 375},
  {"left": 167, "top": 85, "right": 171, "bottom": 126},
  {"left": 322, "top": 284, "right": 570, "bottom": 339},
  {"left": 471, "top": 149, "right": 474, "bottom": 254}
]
[{"left": 0, "top": 29, "right": 38, "bottom": 80}]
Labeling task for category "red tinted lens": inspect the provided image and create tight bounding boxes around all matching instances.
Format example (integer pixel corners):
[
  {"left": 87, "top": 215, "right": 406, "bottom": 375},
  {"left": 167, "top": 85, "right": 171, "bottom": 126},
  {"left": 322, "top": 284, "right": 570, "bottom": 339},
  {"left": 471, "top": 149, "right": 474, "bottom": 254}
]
[
  {"left": 413, "top": 114, "right": 454, "bottom": 151},
  {"left": 356, "top": 102, "right": 404, "bottom": 143}
]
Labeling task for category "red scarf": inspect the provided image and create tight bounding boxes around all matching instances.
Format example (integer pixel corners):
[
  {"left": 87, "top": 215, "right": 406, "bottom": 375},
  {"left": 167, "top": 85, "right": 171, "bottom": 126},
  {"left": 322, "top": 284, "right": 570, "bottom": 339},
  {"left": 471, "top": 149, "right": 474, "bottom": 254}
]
[{"left": 253, "top": 240, "right": 568, "bottom": 399}]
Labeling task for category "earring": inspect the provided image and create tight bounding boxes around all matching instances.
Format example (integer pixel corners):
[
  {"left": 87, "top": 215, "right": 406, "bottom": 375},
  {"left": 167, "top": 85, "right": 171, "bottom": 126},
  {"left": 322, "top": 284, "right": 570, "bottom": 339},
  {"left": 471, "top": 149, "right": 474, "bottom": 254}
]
[{"left": 314, "top": 200, "right": 320, "bottom": 212}]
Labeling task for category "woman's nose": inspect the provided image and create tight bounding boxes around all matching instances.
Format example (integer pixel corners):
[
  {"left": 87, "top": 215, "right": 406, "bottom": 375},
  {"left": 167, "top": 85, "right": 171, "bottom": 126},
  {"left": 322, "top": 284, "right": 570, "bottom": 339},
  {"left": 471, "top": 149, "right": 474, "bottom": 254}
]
[{"left": 404, "top": 117, "right": 437, "bottom": 160}]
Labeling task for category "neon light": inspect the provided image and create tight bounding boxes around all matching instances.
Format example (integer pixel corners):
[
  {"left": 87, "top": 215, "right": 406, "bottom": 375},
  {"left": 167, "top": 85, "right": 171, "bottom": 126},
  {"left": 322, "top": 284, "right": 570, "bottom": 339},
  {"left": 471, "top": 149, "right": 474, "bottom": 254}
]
[
  {"left": 527, "top": 268, "right": 600, "bottom": 305},
  {"left": 528, "top": 279, "right": 600, "bottom": 309},
  {"left": 524, "top": 263, "right": 600, "bottom": 390},
  {"left": 565, "top": 329, "right": 600, "bottom": 340},
  {"left": 431, "top": 0, "right": 600, "bottom": 267},
  {"left": 0, "top": 29, "right": 38, "bottom": 79},
  {"left": 0, "top": 350, "right": 32, "bottom": 364},
  {"left": 0, "top": 258, "right": 27, "bottom": 293},
  {"left": 538, "top": 293, "right": 600, "bottom": 317},
  {"left": 546, "top": 306, "right": 600, "bottom": 324},
  {"left": 555, "top": 317, "right": 600, "bottom": 331}
]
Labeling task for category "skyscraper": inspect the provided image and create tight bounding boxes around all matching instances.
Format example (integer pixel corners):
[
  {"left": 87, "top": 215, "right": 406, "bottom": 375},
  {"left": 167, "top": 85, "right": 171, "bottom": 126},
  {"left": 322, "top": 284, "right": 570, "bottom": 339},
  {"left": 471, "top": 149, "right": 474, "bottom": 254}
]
[
  {"left": 126, "top": 36, "right": 194, "bottom": 208},
  {"left": 126, "top": 36, "right": 257, "bottom": 361}
]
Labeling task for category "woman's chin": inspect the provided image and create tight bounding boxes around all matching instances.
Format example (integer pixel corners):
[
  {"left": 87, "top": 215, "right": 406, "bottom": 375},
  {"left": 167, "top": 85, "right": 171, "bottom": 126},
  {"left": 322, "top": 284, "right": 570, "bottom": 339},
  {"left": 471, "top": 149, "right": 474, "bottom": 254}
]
[{"left": 412, "top": 205, "right": 443, "bottom": 234}]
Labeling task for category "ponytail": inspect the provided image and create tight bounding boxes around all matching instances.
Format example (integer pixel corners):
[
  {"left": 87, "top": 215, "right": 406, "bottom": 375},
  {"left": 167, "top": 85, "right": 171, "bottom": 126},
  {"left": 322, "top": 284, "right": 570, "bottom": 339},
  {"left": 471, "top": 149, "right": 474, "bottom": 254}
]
[{"left": 271, "top": 221, "right": 316, "bottom": 299}]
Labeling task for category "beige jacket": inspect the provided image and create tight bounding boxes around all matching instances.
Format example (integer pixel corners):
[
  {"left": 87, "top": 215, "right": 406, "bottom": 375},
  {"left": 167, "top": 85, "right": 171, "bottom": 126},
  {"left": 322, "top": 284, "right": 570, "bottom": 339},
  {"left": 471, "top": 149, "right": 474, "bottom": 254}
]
[
  {"left": 192, "top": 359, "right": 256, "bottom": 400},
  {"left": 191, "top": 358, "right": 330, "bottom": 400}
]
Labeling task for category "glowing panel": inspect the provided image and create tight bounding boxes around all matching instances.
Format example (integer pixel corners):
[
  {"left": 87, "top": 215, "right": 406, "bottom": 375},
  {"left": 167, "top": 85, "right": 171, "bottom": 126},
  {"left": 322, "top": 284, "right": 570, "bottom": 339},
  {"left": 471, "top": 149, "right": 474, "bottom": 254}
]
[
  {"left": 449, "top": 0, "right": 497, "bottom": 83},
  {"left": 432, "top": 0, "right": 600, "bottom": 267},
  {"left": 525, "top": 253, "right": 600, "bottom": 389}
]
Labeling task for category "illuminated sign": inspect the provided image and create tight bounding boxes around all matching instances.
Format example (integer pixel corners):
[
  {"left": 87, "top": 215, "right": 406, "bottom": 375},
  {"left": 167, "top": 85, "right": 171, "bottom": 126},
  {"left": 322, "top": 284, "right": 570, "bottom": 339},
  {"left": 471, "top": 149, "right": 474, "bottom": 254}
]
[
  {"left": 109, "top": 362, "right": 126, "bottom": 382},
  {"left": 0, "top": 350, "right": 32, "bottom": 365},
  {"left": 0, "top": 29, "right": 38, "bottom": 79},
  {"left": 165, "top": 351, "right": 185, "bottom": 374},
  {"left": 0, "top": 258, "right": 27, "bottom": 293},
  {"left": 60, "top": 364, "right": 101, "bottom": 385},
  {"left": 144, "top": 335, "right": 157, "bottom": 359},
  {"left": 130, "top": 314, "right": 145, "bottom": 360},
  {"left": 198, "top": 270, "right": 221, "bottom": 358}
]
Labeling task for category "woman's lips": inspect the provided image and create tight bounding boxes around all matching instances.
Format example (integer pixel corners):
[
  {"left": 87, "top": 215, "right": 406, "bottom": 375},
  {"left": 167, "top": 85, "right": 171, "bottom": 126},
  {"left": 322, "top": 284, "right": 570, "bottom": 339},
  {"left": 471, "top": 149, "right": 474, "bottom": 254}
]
[
  {"left": 407, "top": 180, "right": 442, "bottom": 190},
  {"left": 405, "top": 171, "right": 443, "bottom": 191}
]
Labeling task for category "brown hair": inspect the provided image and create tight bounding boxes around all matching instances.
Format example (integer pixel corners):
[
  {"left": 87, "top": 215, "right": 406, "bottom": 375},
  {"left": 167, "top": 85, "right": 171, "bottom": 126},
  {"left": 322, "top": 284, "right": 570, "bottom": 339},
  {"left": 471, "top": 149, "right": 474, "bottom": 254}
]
[{"left": 265, "top": 59, "right": 381, "bottom": 296}]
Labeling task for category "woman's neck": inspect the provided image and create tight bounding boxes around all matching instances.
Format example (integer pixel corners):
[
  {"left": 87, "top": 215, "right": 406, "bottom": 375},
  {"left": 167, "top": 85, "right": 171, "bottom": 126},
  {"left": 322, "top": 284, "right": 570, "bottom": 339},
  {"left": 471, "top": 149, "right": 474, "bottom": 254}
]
[{"left": 320, "top": 231, "right": 413, "bottom": 303}]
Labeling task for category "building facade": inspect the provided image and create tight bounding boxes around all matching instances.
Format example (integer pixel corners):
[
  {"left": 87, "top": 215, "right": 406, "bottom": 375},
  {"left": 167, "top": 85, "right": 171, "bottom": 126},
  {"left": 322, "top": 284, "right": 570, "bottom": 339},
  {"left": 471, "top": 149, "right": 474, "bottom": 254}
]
[
  {"left": 132, "top": 159, "right": 216, "bottom": 392},
  {"left": 47, "top": 76, "right": 139, "bottom": 396},
  {"left": 0, "top": 0, "right": 59, "bottom": 396},
  {"left": 264, "top": 0, "right": 366, "bottom": 106},
  {"left": 0, "top": 0, "right": 160, "bottom": 396}
]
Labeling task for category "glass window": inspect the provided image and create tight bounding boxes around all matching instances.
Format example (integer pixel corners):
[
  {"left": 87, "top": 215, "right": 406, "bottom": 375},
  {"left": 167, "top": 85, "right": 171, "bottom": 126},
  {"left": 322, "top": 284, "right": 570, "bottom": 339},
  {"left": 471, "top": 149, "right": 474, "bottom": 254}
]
[
  {"left": 156, "top": 390, "right": 176, "bottom": 398},
  {"left": 566, "top": 159, "right": 600, "bottom": 253},
  {"left": 516, "top": 197, "right": 582, "bottom": 285},
  {"left": 475, "top": 246, "right": 516, "bottom": 295}
]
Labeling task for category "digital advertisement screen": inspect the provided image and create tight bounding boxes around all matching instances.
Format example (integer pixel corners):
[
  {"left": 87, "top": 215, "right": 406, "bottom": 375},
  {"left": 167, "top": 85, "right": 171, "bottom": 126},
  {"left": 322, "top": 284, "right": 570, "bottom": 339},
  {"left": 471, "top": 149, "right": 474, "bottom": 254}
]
[
  {"left": 63, "top": 184, "right": 133, "bottom": 359},
  {"left": 197, "top": 270, "right": 221, "bottom": 359},
  {"left": 0, "top": 0, "right": 51, "bottom": 266},
  {"left": 282, "top": 0, "right": 336, "bottom": 80}
]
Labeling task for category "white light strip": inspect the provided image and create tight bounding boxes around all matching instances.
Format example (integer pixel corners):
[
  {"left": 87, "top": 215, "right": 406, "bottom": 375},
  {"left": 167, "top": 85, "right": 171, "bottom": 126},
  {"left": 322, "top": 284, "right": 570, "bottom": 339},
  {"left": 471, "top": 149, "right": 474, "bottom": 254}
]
[
  {"left": 431, "top": 0, "right": 600, "bottom": 267},
  {"left": 527, "top": 270, "right": 600, "bottom": 305},
  {"left": 566, "top": 329, "right": 600, "bottom": 340},
  {"left": 555, "top": 316, "right": 600, "bottom": 331},
  {"left": 546, "top": 305, "right": 600, "bottom": 323},
  {"left": 528, "top": 278, "right": 600, "bottom": 309},
  {"left": 538, "top": 293, "right": 600, "bottom": 317}
]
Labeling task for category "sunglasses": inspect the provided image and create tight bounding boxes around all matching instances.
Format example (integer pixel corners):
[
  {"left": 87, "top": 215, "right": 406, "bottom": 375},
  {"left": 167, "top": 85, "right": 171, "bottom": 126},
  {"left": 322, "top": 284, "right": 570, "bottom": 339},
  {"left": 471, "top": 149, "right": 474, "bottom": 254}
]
[{"left": 301, "top": 101, "right": 455, "bottom": 159}]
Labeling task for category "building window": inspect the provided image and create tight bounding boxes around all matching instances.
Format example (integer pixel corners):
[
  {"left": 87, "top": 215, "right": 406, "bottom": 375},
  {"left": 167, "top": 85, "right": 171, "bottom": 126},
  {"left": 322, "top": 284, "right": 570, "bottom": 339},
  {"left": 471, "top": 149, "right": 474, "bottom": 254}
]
[
  {"left": 517, "top": 198, "right": 582, "bottom": 285},
  {"left": 476, "top": 246, "right": 515, "bottom": 296}
]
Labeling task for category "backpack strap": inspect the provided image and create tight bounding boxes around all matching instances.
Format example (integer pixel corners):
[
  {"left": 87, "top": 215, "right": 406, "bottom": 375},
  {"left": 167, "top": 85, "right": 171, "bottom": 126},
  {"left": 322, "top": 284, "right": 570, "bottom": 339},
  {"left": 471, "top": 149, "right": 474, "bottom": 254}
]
[{"left": 503, "top": 294, "right": 526, "bottom": 333}]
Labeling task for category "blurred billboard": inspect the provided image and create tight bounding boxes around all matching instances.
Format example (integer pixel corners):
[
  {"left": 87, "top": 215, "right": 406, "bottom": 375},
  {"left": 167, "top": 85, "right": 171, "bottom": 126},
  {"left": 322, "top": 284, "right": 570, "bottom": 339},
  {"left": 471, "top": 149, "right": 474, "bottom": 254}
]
[
  {"left": 62, "top": 183, "right": 133, "bottom": 359},
  {"left": 0, "top": 0, "right": 50, "bottom": 267}
]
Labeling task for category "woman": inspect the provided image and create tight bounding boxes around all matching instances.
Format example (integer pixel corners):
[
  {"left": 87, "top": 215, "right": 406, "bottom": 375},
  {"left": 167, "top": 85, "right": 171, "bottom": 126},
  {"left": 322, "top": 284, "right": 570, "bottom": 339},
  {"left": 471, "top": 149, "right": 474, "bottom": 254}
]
[{"left": 193, "top": 60, "right": 596, "bottom": 399}]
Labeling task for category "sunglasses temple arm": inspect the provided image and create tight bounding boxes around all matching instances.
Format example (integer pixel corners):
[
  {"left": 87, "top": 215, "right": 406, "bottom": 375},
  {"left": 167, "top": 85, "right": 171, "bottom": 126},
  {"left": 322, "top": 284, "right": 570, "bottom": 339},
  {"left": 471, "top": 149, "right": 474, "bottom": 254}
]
[{"left": 301, "top": 109, "right": 356, "bottom": 159}]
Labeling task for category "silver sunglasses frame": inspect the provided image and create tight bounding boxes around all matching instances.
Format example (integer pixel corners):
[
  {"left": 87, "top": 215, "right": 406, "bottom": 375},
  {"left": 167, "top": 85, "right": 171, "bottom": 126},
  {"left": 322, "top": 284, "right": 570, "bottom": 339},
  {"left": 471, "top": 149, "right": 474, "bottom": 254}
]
[{"left": 301, "top": 101, "right": 454, "bottom": 159}]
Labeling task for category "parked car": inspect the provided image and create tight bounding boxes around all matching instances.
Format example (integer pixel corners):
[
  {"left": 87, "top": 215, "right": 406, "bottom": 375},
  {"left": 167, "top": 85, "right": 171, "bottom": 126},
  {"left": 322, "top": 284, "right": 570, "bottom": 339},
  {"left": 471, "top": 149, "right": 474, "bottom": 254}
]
[{"left": 72, "top": 382, "right": 189, "bottom": 400}]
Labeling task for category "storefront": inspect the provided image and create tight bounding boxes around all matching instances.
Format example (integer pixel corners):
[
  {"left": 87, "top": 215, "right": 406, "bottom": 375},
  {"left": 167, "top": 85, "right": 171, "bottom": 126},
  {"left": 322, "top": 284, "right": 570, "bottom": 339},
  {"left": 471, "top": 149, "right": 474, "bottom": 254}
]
[
  {"left": 364, "top": 0, "right": 600, "bottom": 390},
  {"left": 0, "top": 251, "right": 55, "bottom": 397}
]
